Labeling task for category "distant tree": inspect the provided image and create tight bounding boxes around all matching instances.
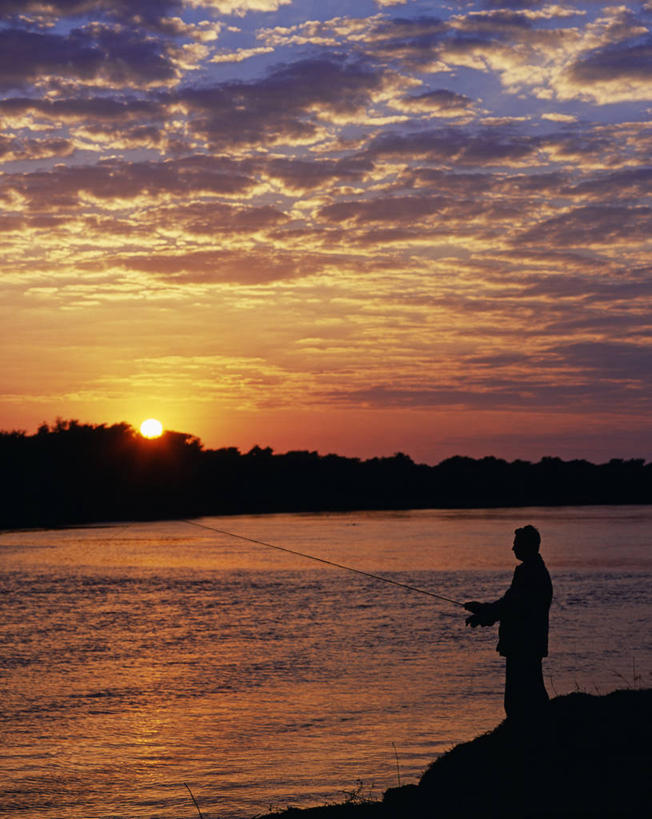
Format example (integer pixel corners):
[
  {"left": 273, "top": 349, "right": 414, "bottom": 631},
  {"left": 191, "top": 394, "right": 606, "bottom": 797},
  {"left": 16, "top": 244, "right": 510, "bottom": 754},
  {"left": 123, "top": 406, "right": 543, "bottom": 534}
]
[{"left": 1, "top": 419, "right": 650, "bottom": 529}]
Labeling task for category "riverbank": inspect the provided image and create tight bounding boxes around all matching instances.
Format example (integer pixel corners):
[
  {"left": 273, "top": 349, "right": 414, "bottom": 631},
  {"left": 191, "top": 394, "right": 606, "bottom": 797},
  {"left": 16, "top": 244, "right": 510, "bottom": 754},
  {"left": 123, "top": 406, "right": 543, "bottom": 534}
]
[{"left": 256, "top": 689, "right": 651, "bottom": 818}]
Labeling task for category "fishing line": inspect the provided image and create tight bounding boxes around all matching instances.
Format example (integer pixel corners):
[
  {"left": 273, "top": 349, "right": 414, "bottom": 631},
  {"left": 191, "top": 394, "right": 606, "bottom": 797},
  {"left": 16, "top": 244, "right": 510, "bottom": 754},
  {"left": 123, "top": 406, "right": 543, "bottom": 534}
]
[{"left": 181, "top": 518, "right": 464, "bottom": 607}]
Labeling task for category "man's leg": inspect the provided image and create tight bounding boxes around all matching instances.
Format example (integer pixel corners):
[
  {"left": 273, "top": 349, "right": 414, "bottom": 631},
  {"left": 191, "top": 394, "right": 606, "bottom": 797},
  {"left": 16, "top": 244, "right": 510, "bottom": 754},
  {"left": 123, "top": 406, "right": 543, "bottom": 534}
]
[{"left": 505, "top": 655, "right": 549, "bottom": 722}]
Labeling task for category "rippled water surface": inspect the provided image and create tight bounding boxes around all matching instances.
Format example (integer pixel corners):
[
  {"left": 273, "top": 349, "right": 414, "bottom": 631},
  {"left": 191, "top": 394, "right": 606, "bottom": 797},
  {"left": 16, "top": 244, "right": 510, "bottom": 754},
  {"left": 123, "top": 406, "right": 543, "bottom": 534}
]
[{"left": 1, "top": 507, "right": 650, "bottom": 818}]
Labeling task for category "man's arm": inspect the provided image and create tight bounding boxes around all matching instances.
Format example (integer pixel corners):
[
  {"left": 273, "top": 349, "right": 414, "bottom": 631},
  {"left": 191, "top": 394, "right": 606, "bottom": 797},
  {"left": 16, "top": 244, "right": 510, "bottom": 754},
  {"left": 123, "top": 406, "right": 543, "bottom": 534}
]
[{"left": 464, "top": 598, "right": 504, "bottom": 627}]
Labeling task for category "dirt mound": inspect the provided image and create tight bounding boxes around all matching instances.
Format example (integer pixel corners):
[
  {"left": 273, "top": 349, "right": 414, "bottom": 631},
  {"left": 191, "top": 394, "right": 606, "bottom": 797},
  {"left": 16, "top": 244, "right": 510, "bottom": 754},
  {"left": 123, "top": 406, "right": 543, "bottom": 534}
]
[
  {"left": 386, "top": 689, "right": 651, "bottom": 817},
  {"left": 257, "top": 689, "right": 651, "bottom": 818}
]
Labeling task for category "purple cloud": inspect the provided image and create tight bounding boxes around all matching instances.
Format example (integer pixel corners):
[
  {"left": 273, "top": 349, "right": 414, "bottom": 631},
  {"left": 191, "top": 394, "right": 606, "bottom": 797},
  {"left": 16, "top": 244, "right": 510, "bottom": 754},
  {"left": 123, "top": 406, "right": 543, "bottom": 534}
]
[
  {"left": 516, "top": 205, "right": 652, "bottom": 247},
  {"left": 112, "top": 247, "right": 352, "bottom": 285},
  {"left": 0, "top": 25, "right": 176, "bottom": 90},
  {"left": 401, "top": 88, "right": 474, "bottom": 113},
  {"left": 569, "top": 36, "right": 652, "bottom": 85},
  {"left": 365, "top": 126, "right": 541, "bottom": 166},
  {"left": 0, "top": 95, "right": 164, "bottom": 121},
  {"left": 2, "top": 155, "right": 256, "bottom": 210},
  {"left": 552, "top": 340, "right": 652, "bottom": 381},
  {"left": 264, "top": 156, "right": 372, "bottom": 191},
  {"left": 181, "top": 58, "right": 384, "bottom": 148},
  {"left": 0, "top": 1, "right": 182, "bottom": 29},
  {"left": 322, "top": 379, "right": 649, "bottom": 412}
]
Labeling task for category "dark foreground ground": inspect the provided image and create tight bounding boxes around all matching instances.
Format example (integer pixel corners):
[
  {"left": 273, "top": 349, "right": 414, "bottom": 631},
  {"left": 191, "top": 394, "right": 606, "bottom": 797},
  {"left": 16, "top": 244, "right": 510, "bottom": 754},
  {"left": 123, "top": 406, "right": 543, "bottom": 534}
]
[{"left": 256, "top": 689, "right": 651, "bottom": 818}]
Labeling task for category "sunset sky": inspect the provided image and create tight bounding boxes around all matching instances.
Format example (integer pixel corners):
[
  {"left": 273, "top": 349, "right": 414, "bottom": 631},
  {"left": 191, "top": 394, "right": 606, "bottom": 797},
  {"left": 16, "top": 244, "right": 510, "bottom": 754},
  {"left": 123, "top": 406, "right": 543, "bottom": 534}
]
[{"left": 1, "top": 0, "right": 650, "bottom": 463}]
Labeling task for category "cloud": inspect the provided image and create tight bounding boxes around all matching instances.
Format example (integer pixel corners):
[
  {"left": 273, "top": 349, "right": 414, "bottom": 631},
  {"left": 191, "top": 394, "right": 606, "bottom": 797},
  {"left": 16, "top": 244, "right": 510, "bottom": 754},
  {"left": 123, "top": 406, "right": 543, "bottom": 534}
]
[
  {"left": 516, "top": 204, "right": 652, "bottom": 247},
  {"left": 0, "top": 25, "right": 178, "bottom": 90},
  {"left": 258, "top": 14, "right": 450, "bottom": 70},
  {"left": 323, "top": 384, "right": 522, "bottom": 410},
  {"left": 567, "top": 168, "right": 652, "bottom": 200},
  {"left": 2, "top": 155, "right": 257, "bottom": 211},
  {"left": 0, "top": 134, "right": 74, "bottom": 161},
  {"left": 256, "top": 6, "right": 650, "bottom": 106},
  {"left": 112, "top": 248, "right": 329, "bottom": 285},
  {"left": 0, "top": 2, "right": 287, "bottom": 32},
  {"left": 541, "top": 120, "right": 652, "bottom": 169},
  {"left": 0, "top": 95, "right": 165, "bottom": 123},
  {"left": 543, "top": 310, "right": 652, "bottom": 337},
  {"left": 519, "top": 270, "right": 652, "bottom": 304},
  {"left": 318, "top": 195, "right": 449, "bottom": 225},
  {"left": 0, "top": 1, "right": 184, "bottom": 28},
  {"left": 152, "top": 201, "right": 288, "bottom": 235},
  {"left": 263, "top": 155, "right": 373, "bottom": 191},
  {"left": 398, "top": 88, "right": 474, "bottom": 116},
  {"left": 365, "top": 125, "right": 541, "bottom": 166},
  {"left": 541, "top": 112, "right": 577, "bottom": 123},
  {"left": 186, "top": 0, "right": 291, "bottom": 16},
  {"left": 479, "top": 1, "right": 550, "bottom": 9},
  {"left": 0, "top": 0, "right": 650, "bottom": 452},
  {"left": 552, "top": 340, "right": 652, "bottom": 381},
  {"left": 180, "top": 57, "right": 386, "bottom": 148},
  {"left": 321, "top": 379, "right": 647, "bottom": 412},
  {"left": 356, "top": 15, "right": 450, "bottom": 70},
  {"left": 321, "top": 337, "right": 652, "bottom": 413},
  {"left": 564, "top": 35, "right": 652, "bottom": 103},
  {"left": 210, "top": 45, "right": 274, "bottom": 63}
]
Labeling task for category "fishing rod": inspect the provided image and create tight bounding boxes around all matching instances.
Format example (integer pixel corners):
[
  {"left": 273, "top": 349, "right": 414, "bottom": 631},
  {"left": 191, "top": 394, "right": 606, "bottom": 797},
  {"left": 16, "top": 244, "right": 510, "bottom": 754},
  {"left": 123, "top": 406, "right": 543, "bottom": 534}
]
[{"left": 181, "top": 518, "right": 465, "bottom": 607}]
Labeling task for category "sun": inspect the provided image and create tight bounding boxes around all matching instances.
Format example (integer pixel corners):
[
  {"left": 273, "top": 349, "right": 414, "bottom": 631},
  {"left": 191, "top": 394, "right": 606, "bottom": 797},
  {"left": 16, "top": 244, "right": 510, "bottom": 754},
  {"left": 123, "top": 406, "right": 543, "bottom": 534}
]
[{"left": 140, "top": 418, "right": 164, "bottom": 438}]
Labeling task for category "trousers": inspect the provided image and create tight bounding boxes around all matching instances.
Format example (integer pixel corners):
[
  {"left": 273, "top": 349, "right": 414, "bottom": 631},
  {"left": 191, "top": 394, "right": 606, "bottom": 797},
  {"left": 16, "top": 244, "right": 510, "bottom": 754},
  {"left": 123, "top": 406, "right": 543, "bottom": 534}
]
[{"left": 504, "top": 655, "right": 549, "bottom": 722}]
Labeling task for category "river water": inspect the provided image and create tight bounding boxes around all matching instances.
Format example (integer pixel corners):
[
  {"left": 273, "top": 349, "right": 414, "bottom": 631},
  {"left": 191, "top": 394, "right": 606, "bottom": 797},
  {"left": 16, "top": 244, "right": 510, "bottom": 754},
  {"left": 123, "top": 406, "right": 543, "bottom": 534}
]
[{"left": 1, "top": 506, "right": 650, "bottom": 818}]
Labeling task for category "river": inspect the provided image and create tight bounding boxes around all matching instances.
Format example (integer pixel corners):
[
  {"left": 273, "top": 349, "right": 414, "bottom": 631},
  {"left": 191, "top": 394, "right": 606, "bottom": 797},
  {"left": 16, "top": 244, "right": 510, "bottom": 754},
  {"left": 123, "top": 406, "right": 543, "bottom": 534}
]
[{"left": 1, "top": 506, "right": 650, "bottom": 818}]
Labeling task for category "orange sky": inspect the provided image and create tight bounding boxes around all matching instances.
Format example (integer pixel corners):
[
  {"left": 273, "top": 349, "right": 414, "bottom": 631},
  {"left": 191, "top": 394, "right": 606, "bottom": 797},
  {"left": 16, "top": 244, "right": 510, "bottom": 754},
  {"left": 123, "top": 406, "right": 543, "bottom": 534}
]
[{"left": 1, "top": 1, "right": 651, "bottom": 463}]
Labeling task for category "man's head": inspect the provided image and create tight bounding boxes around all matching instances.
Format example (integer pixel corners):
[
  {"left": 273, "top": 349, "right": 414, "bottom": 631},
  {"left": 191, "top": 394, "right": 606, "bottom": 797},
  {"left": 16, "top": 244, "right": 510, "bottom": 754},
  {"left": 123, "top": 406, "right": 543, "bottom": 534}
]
[{"left": 512, "top": 524, "right": 541, "bottom": 562}]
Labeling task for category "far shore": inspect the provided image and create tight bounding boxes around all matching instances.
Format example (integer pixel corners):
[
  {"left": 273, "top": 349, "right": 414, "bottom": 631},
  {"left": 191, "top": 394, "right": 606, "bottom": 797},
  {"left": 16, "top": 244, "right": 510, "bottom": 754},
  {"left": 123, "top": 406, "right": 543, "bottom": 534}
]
[{"left": 2, "top": 421, "right": 650, "bottom": 530}]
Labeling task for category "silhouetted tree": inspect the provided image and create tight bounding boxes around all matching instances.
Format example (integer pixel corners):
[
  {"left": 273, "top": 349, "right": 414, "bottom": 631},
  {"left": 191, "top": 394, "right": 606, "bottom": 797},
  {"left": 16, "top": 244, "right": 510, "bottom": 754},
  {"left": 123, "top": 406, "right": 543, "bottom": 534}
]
[{"left": 1, "top": 420, "right": 650, "bottom": 529}]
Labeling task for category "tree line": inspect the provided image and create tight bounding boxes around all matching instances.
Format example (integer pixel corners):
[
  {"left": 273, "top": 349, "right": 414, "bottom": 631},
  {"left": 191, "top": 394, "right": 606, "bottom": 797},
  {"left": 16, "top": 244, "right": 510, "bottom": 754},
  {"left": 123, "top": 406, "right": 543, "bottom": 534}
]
[{"left": 1, "top": 419, "right": 650, "bottom": 529}]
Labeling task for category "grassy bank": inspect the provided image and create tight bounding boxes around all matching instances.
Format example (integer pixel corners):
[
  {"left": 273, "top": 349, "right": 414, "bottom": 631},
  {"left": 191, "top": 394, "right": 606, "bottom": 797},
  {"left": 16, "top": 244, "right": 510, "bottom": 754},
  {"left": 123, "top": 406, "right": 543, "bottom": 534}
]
[{"left": 255, "top": 689, "right": 651, "bottom": 818}]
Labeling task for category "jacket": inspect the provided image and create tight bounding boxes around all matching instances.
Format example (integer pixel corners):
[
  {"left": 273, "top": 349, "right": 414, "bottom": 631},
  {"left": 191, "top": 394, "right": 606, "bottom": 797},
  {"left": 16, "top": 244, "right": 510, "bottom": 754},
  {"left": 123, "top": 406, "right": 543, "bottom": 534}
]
[{"left": 477, "top": 554, "right": 553, "bottom": 658}]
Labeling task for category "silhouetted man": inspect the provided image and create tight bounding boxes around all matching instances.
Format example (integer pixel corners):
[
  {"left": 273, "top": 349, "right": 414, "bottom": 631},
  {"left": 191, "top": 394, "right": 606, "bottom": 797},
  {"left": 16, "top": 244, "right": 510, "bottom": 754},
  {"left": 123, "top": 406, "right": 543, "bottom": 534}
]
[{"left": 464, "top": 525, "right": 553, "bottom": 725}]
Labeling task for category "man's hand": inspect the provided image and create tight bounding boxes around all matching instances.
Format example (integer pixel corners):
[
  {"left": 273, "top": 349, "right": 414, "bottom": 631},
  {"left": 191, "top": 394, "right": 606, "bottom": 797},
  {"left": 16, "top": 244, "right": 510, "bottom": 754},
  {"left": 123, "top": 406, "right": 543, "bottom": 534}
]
[{"left": 464, "top": 601, "right": 487, "bottom": 627}]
